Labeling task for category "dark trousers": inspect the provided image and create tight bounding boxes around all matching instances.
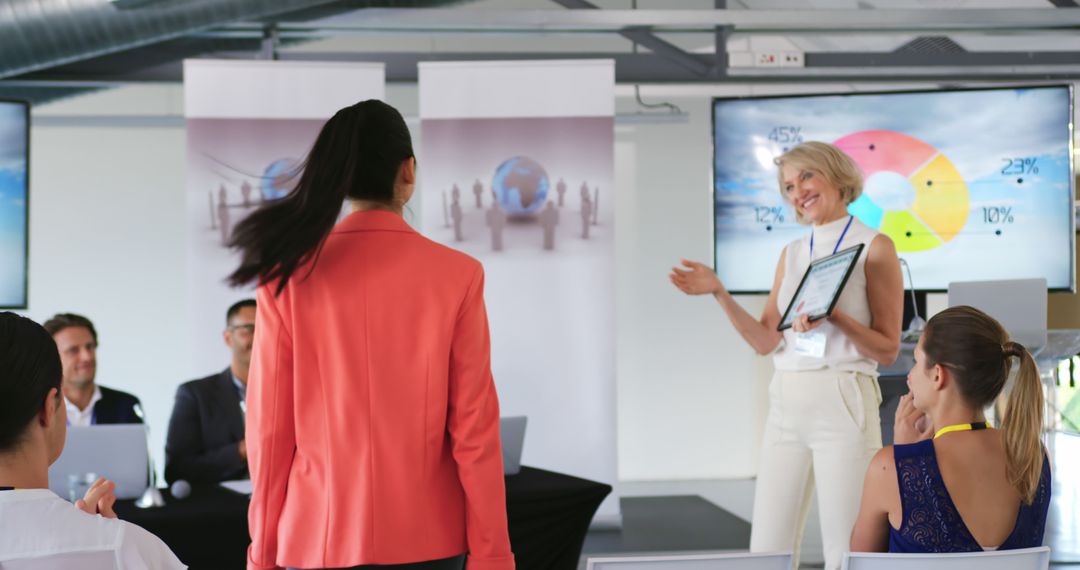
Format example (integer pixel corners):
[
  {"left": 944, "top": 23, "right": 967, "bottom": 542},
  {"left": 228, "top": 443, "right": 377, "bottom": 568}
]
[{"left": 313, "top": 555, "right": 467, "bottom": 570}]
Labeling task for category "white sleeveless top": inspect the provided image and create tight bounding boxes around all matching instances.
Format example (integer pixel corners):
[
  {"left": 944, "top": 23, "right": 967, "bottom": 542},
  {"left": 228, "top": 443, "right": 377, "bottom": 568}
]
[{"left": 774, "top": 215, "right": 879, "bottom": 375}]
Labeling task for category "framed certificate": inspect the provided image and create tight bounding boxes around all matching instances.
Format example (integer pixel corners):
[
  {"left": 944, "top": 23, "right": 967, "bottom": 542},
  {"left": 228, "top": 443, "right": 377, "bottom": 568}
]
[{"left": 778, "top": 243, "right": 865, "bottom": 331}]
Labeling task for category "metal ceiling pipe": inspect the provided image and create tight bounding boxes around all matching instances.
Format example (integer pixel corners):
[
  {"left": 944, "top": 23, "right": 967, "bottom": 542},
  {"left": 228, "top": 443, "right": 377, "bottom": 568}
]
[{"left": 0, "top": 0, "right": 454, "bottom": 79}]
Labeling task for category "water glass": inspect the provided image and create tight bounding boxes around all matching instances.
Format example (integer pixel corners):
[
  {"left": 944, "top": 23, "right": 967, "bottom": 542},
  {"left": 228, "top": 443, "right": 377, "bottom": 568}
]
[{"left": 67, "top": 472, "right": 98, "bottom": 503}]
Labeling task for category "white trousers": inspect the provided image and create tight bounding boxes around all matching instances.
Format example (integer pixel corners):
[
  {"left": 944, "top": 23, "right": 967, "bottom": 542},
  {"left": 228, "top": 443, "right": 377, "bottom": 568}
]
[{"left": 749, "top": 369, "right": 882, "bottom": 570}]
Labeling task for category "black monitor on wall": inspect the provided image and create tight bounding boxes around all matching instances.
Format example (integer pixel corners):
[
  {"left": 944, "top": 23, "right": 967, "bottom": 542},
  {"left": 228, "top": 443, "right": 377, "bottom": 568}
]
[
  {"left": 712, "top": 85, "right": 1075, "bottom": 294},
  {"left": 0, "top": 99, "right": 29, "bottom": 309}
]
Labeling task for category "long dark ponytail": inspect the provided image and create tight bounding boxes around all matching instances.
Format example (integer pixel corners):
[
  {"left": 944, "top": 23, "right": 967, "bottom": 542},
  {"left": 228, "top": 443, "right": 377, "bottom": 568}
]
[{"left": 227, "top": 100, "right": 414, "bottom": 293}]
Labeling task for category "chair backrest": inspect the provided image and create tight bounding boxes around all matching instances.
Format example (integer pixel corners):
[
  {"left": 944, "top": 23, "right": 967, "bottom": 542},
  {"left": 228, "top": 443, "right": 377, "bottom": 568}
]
[
  {"left": 841, "top": 547, "right": 1051, "bottom": 570},
  {"left": 0, "top": 549, "right": 117, "bottom": 570},
  {"left": 501, "top": 416, "right": 527, "bottom": 475},
  {"left": 584, "top": 551, "right": 792, "bottom": 570}
]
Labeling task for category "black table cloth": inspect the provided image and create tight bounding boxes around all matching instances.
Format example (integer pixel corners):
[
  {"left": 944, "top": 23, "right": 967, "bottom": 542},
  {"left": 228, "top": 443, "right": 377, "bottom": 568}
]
[
  {"left": 504, "top": 467, "right": 612, "bottom": 570},
  {"left": 115, "top": 467, "right": 611, "bottom": 570}
]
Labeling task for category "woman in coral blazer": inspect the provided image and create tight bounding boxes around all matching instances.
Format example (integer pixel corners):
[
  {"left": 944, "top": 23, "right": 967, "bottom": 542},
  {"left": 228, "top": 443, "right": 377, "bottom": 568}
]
[{"left": 228, "top": 100, "right": 514, "bottom": 570}]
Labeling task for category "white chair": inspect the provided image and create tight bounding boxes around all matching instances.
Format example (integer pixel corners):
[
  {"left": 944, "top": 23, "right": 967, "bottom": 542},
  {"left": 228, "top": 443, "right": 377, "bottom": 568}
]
[
  {"left": 841, "top": 547, "right": 1051, "bottom": 570},
  {"left": 0, "top": 549, "right": 116, "bottom": 570},
  {"left": 583, "top": 551, "right": 792, "bottom": 570}
]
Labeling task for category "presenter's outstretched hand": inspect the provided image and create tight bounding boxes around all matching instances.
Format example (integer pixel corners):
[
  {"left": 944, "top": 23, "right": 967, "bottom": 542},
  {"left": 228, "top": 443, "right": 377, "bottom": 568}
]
[
  {"left": 670, "top": 259, "right": 723, "bottom": 296},
  {"left": 75, "top": 477, "right": 118, "bottom": 519},
  {"left": 893, "top": 393, "right": 933, "bottom": 445}
]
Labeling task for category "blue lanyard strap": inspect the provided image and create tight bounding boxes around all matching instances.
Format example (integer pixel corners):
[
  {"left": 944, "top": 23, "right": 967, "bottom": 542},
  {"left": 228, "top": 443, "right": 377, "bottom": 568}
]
[{"left": 810, "top": 215, "right": 854, "bottom": 258}]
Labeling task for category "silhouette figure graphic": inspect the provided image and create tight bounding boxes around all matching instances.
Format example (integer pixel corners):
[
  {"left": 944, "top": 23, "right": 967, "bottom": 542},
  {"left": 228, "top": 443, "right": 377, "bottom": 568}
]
[
  {"left": 486, "top": 202, "right": 507, "bottom": 251},
  {"left": 451, "top": 193, "right": 464, "bottom": 242},
  {"left": 473, "top": 179, "right": 484, "bottom": 209},
  {"left": 540, "top": 202, "right": 559, "bottom": 250},
  {"left": 241, "top": 180, "right": 253, "bottom": 208},
  {"left": 581, "top": 196, "right": 593, "bottom": 239},
  {"left": 217, "top": 185, "right": 230, "bottom": 245}
]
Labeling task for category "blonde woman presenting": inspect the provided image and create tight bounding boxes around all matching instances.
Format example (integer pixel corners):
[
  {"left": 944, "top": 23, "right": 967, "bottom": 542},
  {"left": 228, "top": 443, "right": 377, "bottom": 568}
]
[{"left": 671, "top": 142, "right": 904, "bottom": 570}]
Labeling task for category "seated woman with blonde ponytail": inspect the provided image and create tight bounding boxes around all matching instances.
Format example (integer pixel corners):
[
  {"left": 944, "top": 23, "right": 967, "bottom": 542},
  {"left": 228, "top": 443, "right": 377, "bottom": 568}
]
[{"left": 850, "top": 305, "right": 1051, "bottom": 553}]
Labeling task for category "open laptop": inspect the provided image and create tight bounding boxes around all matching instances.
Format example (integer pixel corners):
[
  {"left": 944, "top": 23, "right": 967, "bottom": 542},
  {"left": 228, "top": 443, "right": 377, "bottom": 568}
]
[
  {"left": 948, "top": 278, "right": 1048, "bottom": 353},
  {"left": 500, "top": 416, "right": 527, "bottom": 476},
  {"left": 48, "top": 425, "right": 150, "bottom": 501}
]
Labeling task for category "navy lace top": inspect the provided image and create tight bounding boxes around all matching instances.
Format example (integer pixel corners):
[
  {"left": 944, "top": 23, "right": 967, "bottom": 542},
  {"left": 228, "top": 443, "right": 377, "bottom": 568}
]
[{"left": 889, "top": 438, "right": 1051, "bottom": 553}]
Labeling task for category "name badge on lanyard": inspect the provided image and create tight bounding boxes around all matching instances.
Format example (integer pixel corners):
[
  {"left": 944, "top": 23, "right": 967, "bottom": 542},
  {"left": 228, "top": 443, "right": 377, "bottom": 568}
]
[
  {"left": 795, "top": 216, "right": 854, "bottom": 360},
  {"left": 794, "top": 332, "right": 828, "bottom": 358}
]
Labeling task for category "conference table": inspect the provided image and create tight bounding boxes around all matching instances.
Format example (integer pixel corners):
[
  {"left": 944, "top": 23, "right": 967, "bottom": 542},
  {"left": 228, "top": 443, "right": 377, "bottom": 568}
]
[{"left": 115, "top": 467, "right": 611, "bottom": 570}]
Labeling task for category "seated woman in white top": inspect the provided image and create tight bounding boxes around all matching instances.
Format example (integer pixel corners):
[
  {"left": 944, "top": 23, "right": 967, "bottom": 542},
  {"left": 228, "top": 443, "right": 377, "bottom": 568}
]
[{"left": 0, "top": 312, "right": 185, "bottom": 570}]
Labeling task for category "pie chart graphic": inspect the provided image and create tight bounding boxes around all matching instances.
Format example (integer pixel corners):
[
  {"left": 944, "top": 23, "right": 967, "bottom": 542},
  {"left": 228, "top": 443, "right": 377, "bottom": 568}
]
[{"left": 838, "top": 130, "right": 969, "bottom": 252}]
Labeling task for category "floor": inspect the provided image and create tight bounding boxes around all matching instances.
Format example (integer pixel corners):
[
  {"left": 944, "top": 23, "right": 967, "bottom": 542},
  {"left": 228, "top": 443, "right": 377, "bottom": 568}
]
[{"left": 581, "top": 431, "right": 1080, "bottom": 569}]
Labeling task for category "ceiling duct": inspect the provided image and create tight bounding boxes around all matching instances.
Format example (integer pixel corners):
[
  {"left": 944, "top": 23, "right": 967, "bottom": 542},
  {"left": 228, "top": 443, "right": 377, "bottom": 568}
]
[
  {"left": 107, "top": 0, "right": 174, "bottom": 9},
  {"left": 895, "top": 36, "right": 967, "bottom": 55},
  {"left": 0, "top": 0, "right": 462, "bottom": 80}
]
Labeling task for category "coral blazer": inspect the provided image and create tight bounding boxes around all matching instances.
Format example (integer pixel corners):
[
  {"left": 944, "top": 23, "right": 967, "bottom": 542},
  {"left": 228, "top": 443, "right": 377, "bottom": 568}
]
[{"left": 246, "top": 210, "right": 514, "bottom": 570}]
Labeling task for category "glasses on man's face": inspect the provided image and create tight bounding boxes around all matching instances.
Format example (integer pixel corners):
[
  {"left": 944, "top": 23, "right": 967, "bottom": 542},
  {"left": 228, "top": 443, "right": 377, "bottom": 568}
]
[{"left": 228, "top": 324, "right": 255, "bottom": 335}]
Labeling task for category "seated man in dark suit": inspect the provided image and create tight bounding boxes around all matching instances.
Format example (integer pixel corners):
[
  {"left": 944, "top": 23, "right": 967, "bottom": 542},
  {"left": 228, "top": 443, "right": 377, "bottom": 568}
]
[
  {"left": 43, "top": 313, "right": 144, "bottom": 426},
  {"left": 165, "top": 299, "right": 254, "bottom": 485}
]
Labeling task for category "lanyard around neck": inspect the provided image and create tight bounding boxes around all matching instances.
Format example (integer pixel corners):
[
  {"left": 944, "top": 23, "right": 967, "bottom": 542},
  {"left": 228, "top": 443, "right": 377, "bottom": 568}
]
[
  {"left": 934, "top": 421, "right": 992, "bottom": 440},
  {"left": 809, "top": 215, "right": 854, "bottom": 258}
]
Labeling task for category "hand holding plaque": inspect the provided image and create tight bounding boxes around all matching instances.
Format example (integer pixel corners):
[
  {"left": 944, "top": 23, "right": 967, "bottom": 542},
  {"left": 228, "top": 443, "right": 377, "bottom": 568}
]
[{"left": 778, "top": 244, "right": 864, "bottom": 332}]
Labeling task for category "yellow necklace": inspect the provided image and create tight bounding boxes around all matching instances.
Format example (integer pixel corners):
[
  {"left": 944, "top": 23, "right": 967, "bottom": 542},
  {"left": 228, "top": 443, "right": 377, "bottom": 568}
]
[{"left": 933, "top": 421, "right": 992, "bottom": 440}]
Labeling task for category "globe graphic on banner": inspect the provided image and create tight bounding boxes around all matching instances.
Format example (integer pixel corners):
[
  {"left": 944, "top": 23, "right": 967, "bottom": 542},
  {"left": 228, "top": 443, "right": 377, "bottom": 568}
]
[
  {"left": 260, "top": 158, "right": 301, "bottom": 201},
  {"left": 492, "top": 156, "right": 550, "bottom": 216},
  {"left": 839, "top": 130, "right": 970, "bottom": 253}
]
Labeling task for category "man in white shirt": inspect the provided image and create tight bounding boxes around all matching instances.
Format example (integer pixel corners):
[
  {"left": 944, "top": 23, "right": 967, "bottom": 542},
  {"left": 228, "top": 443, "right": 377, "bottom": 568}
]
[
  {"left": 0, "top": 311, "right": 185, "bottom": 569},
  {"left": 43, "top": 313, "right": 144, "bottom": 426}
]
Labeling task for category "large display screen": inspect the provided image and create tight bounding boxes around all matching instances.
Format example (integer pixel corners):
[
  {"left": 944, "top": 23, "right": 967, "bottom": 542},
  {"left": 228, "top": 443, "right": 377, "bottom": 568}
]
[
  {"left": 713, "top": 85, "right": 1074, "bottom": 293},
  {"left": 0, "top": 100, "right": 28, "bottom": 308}
]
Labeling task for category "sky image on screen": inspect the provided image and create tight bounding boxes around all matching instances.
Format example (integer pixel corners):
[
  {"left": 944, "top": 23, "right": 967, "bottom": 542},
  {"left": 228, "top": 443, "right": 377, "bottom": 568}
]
[
  {"left": 0, "top": 101, "right": 28, "bottom": 308},
  {"left": 713, "top": 86, "right": 1073, "bottom": 293}
]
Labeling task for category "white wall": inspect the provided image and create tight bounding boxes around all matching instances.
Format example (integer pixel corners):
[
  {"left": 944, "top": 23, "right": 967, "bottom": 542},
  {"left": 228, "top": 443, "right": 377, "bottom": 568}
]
[
  {"left": 612, "top": 97, "right": 767, "bottom": 480},
  {"left": 20, "top": 79, "right": 1066, "bottom": 485},
  {"left": 21, "top": 82, "right": 772, "bottom": 485},
  {"left": 20, "top": 86, "right": 189, "bottom": 482}
]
